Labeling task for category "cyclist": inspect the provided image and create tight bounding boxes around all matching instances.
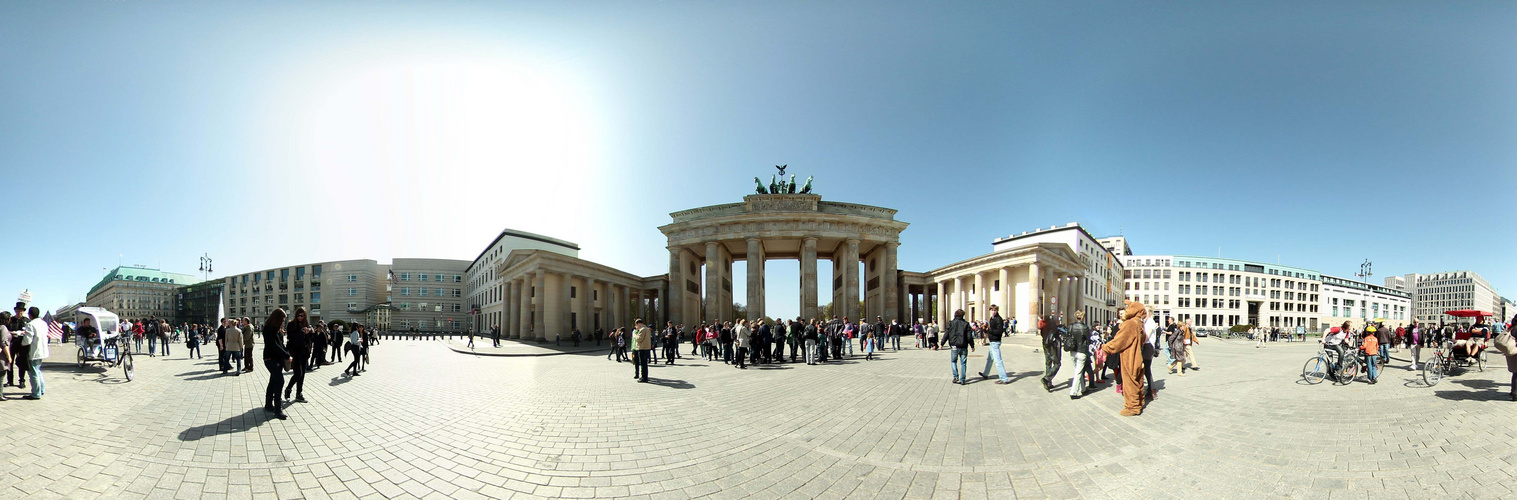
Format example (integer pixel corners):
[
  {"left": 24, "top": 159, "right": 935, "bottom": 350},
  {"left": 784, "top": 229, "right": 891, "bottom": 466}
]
[{"left": 1322, "top": 322, "right": 1352, "bottom": 381}]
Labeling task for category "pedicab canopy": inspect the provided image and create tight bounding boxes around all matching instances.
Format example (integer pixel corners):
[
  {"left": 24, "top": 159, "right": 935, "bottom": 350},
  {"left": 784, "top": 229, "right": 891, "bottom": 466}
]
[{"left": 1444, "top": 310, "right": 1494, "bottom": 318}]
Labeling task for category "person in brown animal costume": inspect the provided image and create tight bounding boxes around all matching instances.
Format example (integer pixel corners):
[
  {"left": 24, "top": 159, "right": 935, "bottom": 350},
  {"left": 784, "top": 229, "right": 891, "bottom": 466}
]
[{"left": 1102, "top": 300, "right": 1147, "bottom": 416}]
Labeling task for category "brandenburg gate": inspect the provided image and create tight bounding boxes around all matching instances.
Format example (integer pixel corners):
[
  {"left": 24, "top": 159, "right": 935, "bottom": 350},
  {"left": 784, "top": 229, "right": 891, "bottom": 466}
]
[{"left": 659, "top": 183, "right": 909, "bottom": 325}]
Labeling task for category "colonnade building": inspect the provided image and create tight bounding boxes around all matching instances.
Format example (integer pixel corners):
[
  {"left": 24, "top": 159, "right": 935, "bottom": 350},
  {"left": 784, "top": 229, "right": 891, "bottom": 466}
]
[{"left": 464, "top": 229, "right": 579, "bottom": 335}]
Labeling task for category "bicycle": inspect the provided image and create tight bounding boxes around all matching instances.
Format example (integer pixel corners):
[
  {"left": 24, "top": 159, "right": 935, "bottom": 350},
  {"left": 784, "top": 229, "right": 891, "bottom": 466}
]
[{"left": 1302, "top": 345, "right": 1359, "bottom": 385}]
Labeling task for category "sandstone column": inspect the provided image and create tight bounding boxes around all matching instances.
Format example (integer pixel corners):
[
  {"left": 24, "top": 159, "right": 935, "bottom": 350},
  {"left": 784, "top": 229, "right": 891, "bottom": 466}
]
[
  {"left": 532, "top": 270, "right": 547, "bottom": 340},
  {"left": 746, "top": 238, "right": 764, "bottom": 321},
  {"left": 843, "top": 239, "right": 860, "bottom": 321},
  {"left": 583, "top": 277, "right": 595, "bottom": 331},
  {"left": 883, "top": 241, "right": 899, "bottom": 323},
  {"left": 998, "top": 267, "right": 1011, "bottom": 315},
  {"left": 973, "top": 272, "right": 985, "bottom": 322},
  {"left": 705, "top": 242, "right": 721, "bottom": 322},
  {"left": 514, "top": 279, "right": 527, "bottom": 339},
  {"left": 667, "top": 247, "right": 683, "bottom": 327},
  {"left": 936, "top": 280, "right": 947, "bottom": 326},
  {"left": 1028, "top": 262, "right": 1042, "bottom": 318},
  {"left": 801, "top": 237, "right": 818, "bottom": 321},
  {"left": 952, "top": 276, "right": 964, "bottom": 320},
  {"left": 505, "top": 279, "right": 517, "bottom": 339}
]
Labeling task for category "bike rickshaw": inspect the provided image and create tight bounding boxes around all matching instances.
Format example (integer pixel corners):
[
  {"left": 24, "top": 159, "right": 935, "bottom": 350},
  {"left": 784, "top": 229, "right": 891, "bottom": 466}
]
[
  {"left": 1421, "top": 309, "right": 1492, "bottom": 387},
  {"left": 74, "top": 307, "right": 134, "bottom": 381}
]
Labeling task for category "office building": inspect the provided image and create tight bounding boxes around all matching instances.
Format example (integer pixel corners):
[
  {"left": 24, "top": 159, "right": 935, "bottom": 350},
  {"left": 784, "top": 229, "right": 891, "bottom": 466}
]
[{"left": 1396, "top": 271, "right": 1503, "bottom": 325}]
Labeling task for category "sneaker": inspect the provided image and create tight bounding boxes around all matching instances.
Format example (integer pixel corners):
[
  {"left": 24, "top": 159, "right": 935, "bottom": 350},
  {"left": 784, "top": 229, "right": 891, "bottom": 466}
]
[
  {"left": 995, "top": 380, "right": 1009, "bottom": 385},
  {"left": 294, "top": 396, "right": 307, "bottom": 403}
]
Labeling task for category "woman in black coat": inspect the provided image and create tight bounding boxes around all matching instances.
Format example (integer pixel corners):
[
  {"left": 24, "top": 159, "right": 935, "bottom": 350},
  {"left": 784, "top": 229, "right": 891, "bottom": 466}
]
[{"left": 263, "top": 308, "right": 291, "bottom": 419}]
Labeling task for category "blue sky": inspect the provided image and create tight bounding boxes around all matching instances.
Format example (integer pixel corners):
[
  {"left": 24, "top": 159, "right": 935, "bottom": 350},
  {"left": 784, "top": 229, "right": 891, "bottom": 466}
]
[{"left": 2, "top": 1, "right": 1513, "bottom": 319}]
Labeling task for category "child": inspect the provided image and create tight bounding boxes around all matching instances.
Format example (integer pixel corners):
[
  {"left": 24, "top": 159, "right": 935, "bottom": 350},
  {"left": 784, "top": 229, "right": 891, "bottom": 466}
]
[{"left": 1361, "top": 330, "right": 1380, "bottom": 384}]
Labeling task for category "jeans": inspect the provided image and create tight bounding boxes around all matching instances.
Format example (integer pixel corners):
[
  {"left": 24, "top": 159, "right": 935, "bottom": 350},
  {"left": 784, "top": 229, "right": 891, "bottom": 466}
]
[
  {"left": 735, "top": 347, "right": 748, "bottom": 368},
  {"left": 148, "top": 337, "right": 157, "bottom": 355},
  {"left": 982, "top": 341, "right": 1008, "bottom": 381},
  {"left": 188, "top": 344, "right": 201, "bottom": 359},
  {"left": 160, "top": 338, "right": 171, "bottom": 356},
  {"left": 1365, "top": 354, "right": 1379, "bottom": 381},
  {"left": 804, "top": 340, "right": 817, "bottom": 364},
  {"left": 1069, "top": 351, "right": 1089, "bottom": 396},
  {"left": 847, "top": 338, "right": 854, "bottom": 356},
  {"left": 229, "top": 351, "right": 243, "bottom": 372},
  {"left": 632, "top": 350, "right": 650, "bottom": 380},
  {"left": 28, "top": 362, "right": 44, "bottom": 398},
  {"left": 891, "top": 335, "right": 901, "bottom": 350},
  {"left": 950, "top": 347, "right": 968, "bottom": 382}
]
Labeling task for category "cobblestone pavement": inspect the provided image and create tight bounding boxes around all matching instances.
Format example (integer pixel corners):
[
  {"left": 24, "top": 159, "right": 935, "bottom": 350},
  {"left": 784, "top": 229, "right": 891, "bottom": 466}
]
[{"left": 2, "top": 335, "right": 1515, "bottom": 499}]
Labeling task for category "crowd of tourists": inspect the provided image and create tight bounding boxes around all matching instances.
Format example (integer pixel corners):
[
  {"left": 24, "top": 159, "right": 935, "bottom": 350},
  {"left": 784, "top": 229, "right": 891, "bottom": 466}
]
[{"left": 604, "top": 315, "right": 919, "bottom": 381}]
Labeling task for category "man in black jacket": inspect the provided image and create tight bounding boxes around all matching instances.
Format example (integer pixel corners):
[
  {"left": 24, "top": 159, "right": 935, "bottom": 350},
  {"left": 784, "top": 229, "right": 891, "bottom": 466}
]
[
  {"left": 945, "top": 309, "right": 972, "bottom": 385},
  {"left": 977, "top": 306, "right": 1010, "bottom": 384},
  {"left": 1039, "top": 314, "right": 1062, "bottom": 392},
  {"left": 1065, "top": 312, "right": 1092, "bottom": 399}
]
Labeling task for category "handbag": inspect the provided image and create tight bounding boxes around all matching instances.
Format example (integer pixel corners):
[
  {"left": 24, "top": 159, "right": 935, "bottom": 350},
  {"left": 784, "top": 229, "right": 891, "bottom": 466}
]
[
  {"left": 1493, "top": 331, "right": 1516, "bottom": 356},
  {"left": 283, "top": 359, "right": 292, "bottom": 371}
]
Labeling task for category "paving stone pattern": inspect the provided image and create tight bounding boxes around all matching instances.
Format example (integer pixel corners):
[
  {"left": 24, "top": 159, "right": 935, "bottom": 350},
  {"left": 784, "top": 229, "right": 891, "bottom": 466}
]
[{"left": 2, "top": 335, "right": 1515, "bottom": 499}]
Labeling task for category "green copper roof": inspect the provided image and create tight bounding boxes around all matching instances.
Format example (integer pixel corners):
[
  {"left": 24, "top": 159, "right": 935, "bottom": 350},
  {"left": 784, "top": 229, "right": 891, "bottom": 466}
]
[{"left": 87, "top": 266, "right": 203, "bottom": 297}]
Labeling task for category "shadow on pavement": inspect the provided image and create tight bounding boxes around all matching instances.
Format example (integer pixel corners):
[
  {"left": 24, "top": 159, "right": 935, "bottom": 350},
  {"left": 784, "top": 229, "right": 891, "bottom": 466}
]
[
  {"left": 178, "top": 408, "right": 274, "bottom": 441},
  {"left": 329, "top": 375, "right": 353, "bottom": 386},
  {"left": 645, "top": 377, "right": 694, "bottom": 389}
]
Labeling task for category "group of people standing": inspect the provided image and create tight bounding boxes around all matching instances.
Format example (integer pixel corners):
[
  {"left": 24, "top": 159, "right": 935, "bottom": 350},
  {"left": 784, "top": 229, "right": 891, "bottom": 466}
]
[
  {"left": 1, "top": 302, "right": 50, "bottom": 400},
  {"left": 939, "top": 300, "right": 1195, "bottom": 417},
  {"left": 197, "top": 307, "right": 373, "bottom": 419},
  {"left": 608, "top": 315, "right": 920, "bottom": 381}
]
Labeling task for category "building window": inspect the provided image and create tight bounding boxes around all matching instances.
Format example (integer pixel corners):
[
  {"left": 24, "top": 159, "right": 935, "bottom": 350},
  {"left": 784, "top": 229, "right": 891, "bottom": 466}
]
[
  {"left": 435, "top": 274, "right": 444, "bottom": 282},
  {"left": 278, "top": 294, "right": 288, "bottom": 304},
  {"left": 348, "top": 274, "right": 358, "bottom": 283},
  {"left": 400, "top": 273, "right": 411, "bottom": 281},
  {"left": 401, "top": 288, "right": 411, "bottom": 296},
  {"left": 571, "top": 286, "right": 577, "bottom": 298},
  {"left": 454, "top": 274, "right": 463, "bottom": 283},
  {"left": 419, "top": 274, "right": 429, "bottom": 282},
  {"left": 311, "top": 292, "right": 321, "bottom": 303},
  {"left": 348, "top": 288, "right": 358, "bottom": 297}
]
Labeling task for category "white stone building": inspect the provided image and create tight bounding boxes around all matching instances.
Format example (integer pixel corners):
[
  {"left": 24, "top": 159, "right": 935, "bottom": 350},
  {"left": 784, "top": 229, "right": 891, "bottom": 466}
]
[
  {"left": 1122, "top": 255, "right": 1322, "bottom": 331},
  {"left": 464, "top": 229, "right": 580, "bottom": 334},
  {"left": 1318, "top": 274, "right": 1411, "bottom": 329}
]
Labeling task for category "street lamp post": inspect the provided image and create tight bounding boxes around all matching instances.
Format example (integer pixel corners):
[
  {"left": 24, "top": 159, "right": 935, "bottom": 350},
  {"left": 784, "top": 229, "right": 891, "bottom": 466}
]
[{"left": 198, "top": 254, "right": 213, "bottom": 282}]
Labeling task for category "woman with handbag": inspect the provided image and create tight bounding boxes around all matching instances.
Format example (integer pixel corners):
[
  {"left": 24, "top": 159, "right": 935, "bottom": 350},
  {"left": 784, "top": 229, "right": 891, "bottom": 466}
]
[
  {"left": 262, "top": 308, "right": 290, "bottom": 420},
  {"left": 283, "top": 307, "right": 311, "bottom": 403}
]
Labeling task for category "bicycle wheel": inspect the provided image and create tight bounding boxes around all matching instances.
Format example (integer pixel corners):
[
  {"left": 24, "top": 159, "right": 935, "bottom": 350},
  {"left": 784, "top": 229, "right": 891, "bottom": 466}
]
[
  {"left": 1335, "top": 357, "right": 1360, "bottom": 385},
  {"left": 1422, "top": 358, "right": 1444, "bottom": 387},
  {"left": 1303, "top": 357, "right": 1328, "bottom": 385},
  {"left": 77, "top": 347, "right": 87, "bottom": 368},
  {"left": 122, "top": 352, "right": 134, "bottom": 382},
  {"left": 1477, "top": 349, "right": 1486, "bottom": 372}
]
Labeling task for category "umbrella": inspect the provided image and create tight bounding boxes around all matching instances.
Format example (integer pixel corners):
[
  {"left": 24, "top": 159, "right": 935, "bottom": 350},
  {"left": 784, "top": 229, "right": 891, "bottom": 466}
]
[{"left": 1444, "top": 310, "right": 1494, "bottom": 318}]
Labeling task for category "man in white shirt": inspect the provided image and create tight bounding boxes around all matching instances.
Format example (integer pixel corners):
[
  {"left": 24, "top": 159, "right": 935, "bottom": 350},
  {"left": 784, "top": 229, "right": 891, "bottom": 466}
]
[{"left": 23, "top": 307, "right": 49, "bottom": 399}]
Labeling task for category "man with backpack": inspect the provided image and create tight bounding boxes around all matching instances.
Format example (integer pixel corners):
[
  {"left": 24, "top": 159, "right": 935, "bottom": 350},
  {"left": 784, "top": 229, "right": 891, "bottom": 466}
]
[
  {"left": 945, "top": 309, "right": 972, "bottom": 385},
  {"left": 1039, "top": 314, "right": 1062, "bottom": 392},
  {"left": 1065, "top": 311, "right": 1092, "bottom": 398}
]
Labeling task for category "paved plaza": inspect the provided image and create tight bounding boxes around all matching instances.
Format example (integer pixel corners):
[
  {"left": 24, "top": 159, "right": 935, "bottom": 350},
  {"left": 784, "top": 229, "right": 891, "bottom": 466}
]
[{"left": 3, "top": 335, "right": 1516, "bottom": 499}]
